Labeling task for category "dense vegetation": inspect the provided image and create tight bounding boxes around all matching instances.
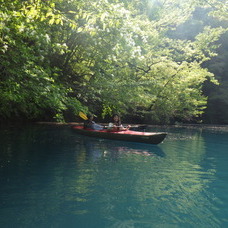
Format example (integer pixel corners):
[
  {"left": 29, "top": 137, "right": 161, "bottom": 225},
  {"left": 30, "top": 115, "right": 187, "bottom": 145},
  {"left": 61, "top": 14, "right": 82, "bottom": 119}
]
[{"left": 0, "top": 0, "right": 227, "bottom": 124}]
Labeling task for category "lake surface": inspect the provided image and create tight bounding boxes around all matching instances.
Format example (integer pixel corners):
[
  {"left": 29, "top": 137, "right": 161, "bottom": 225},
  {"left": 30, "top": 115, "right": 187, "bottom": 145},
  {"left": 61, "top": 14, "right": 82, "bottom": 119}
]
[{"left": 0, "top": 123, "right": 228, "bottom": 228}]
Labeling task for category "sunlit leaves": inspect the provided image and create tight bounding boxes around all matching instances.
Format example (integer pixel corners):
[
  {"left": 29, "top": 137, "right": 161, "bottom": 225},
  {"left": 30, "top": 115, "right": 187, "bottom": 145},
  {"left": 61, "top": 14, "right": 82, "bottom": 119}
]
[
  {"left": 0, "top": 0, "right": 226, "bottom": 123},
  {"left": 205, "top": 0, "right": 228, "bottom": 21},
  {"left": 0, "top": 0, "right": 83, "bottom": 120}
]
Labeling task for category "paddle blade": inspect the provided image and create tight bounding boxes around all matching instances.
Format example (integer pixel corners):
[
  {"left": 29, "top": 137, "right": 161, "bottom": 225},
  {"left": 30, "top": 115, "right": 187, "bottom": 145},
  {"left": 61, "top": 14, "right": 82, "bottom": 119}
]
[{"left": 79, "top": 111, "right": 88, "bottom": 120}]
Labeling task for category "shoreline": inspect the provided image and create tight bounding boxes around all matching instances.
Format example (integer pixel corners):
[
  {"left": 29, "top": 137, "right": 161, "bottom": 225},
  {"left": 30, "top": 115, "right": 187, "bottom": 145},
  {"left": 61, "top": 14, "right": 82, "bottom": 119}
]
[{"left": 1, "top": 121, "right": 228, "bottom": 131}]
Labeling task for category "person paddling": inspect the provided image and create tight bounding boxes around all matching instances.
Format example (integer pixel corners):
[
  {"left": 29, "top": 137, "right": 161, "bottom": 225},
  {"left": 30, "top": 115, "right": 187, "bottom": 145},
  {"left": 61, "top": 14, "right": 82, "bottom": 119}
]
[
  {"left": 84, "top": 114, "right": 104, "bottom": 130},
  {"left": 108, "top": 114, "right": 130, "bottom": 131}
]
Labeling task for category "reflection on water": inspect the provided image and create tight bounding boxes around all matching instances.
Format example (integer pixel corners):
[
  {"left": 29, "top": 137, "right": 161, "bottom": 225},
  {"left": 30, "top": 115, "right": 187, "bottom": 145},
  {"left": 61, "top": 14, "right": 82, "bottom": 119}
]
[
  {"left": 0, "top": 124, "right": 228, "bottom": 227},
  {"left": 82, "top": 138, "right": 165, "bottom": 162}
]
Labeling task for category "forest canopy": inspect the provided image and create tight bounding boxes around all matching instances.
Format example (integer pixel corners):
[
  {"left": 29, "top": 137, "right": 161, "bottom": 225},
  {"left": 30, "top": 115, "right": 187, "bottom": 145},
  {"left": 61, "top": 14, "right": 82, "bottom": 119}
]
[{"left": 0, "top": 0, "right": 227, "bottom": 123}]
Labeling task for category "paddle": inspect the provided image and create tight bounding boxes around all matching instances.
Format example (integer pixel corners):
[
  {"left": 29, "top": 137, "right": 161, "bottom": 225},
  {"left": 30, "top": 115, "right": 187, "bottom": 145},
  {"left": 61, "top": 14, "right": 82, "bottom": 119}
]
[{"left": 79, "top": 111, "right": 88, "bottom": 120}]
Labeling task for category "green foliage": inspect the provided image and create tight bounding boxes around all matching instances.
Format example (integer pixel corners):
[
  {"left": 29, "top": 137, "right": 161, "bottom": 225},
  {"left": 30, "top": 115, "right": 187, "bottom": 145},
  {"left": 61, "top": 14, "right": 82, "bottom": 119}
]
[
  {"left": 0, "top": 0, "right": 227, "bottom": 123},
  {"left": 0, "top": 0, "right": 83, "bottom": 121}
]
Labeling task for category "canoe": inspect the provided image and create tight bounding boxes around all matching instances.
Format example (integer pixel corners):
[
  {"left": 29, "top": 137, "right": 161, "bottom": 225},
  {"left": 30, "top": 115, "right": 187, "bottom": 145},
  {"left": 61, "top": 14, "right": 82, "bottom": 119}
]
[{"left": 71, "top": 126, "right": 167, "bottom": 145}]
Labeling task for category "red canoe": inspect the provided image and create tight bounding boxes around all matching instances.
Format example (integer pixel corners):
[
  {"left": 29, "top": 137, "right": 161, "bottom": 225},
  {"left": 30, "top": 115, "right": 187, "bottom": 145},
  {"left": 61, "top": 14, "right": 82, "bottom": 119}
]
[{"left": 71, "top": 126, "right": 167, "bottom": 145}]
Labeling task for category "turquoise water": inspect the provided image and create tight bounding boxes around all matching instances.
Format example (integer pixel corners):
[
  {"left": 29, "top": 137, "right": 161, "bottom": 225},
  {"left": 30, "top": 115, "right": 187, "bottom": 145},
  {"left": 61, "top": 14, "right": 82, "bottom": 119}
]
[{"left": 0, "top": 124, "right": 228, "bottom": 228}]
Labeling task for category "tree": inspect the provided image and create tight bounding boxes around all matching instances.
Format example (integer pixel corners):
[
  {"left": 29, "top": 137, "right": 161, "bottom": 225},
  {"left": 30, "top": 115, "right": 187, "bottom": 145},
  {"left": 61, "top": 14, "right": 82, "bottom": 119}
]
[
  {"left": 0, "top": 0, "right": 84, "bottom": 121},
  {"left": 0, "top": 0, "right": 227, "bottom": 123},
  {"left": 65, "top": 0, "right": 224, "bottom": 123}
]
